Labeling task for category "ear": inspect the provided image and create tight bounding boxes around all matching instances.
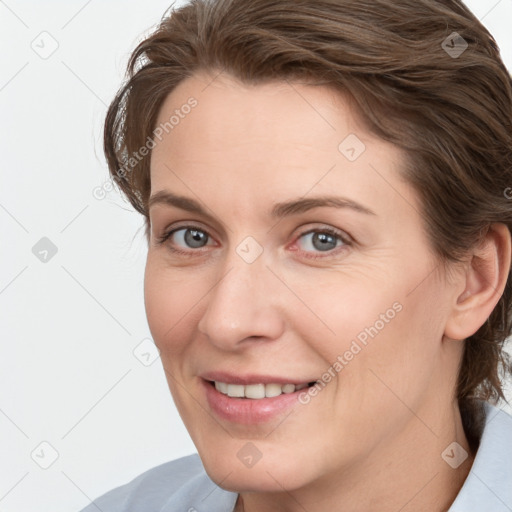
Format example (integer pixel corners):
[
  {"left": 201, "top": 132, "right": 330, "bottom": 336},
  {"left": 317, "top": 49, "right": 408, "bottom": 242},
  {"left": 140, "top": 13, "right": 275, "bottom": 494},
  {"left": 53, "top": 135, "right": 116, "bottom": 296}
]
[{"left": 444, "top": 223, "right": 511, "bottom": 341}]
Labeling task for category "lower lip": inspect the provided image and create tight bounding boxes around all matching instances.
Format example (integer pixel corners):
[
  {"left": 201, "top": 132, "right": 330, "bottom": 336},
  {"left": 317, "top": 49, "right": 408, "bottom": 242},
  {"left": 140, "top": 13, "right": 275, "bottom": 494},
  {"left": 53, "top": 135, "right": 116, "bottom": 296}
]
[{"left": 202, "top": 379, "right": 309, "bottom": 425}]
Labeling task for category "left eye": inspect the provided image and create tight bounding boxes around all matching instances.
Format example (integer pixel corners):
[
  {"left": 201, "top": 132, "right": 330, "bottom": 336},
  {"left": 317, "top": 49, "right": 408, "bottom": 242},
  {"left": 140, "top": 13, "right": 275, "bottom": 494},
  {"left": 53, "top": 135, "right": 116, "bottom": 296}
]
[{"left": 295, "top": 228, "right": 347, "bottom": 254}]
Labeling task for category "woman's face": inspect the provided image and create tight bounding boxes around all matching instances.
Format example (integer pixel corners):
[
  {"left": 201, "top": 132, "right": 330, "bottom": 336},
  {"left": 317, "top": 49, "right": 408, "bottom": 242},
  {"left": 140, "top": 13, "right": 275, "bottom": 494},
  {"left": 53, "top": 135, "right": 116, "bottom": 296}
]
[{"left": 144, "top": 72, "right": 462, "bottom": 492}]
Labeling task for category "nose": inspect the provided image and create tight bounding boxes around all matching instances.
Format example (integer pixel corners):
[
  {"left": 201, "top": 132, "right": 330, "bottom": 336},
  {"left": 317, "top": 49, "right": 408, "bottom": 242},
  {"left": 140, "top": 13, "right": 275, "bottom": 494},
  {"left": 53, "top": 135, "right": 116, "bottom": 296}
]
[{"left": 197, "top": 247, "right": 285, "bottom": 350}]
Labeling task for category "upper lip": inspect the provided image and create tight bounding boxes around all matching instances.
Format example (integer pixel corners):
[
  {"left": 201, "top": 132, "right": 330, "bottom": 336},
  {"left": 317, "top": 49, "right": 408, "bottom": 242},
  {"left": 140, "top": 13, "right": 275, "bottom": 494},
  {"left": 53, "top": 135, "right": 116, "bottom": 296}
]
[{"left": 201, "top": 371, "right": 317, "bottom": 386}]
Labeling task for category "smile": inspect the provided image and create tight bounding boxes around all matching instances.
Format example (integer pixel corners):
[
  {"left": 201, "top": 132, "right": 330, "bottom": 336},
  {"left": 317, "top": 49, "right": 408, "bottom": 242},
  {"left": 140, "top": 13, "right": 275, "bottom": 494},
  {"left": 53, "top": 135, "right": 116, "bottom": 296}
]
[
  {"left": 202, "top": 378, "right": 320, "bottom": 424},
  {"left": 213, "top": 381, "right": 316, "bottom": 399}
]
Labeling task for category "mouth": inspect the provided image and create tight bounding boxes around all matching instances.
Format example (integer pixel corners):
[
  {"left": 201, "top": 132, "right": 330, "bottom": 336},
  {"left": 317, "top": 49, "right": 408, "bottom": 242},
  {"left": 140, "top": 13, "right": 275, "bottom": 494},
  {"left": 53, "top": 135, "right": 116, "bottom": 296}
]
[{"left": 201, "top": 378, "right": 319, "bottom": 424}]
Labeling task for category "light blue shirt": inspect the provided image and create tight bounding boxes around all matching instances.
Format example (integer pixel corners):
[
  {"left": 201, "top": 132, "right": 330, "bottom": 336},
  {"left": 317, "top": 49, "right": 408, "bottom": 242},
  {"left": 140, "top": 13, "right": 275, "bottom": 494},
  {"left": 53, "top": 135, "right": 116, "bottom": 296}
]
[{"left": 79, "top": 401, "right": 511, "bottom": 511}]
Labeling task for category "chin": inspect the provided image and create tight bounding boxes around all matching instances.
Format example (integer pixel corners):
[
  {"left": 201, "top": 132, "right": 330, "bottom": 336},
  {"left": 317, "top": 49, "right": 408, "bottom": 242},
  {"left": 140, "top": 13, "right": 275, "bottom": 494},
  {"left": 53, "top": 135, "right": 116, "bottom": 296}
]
[{"left": 200, "top": 450, "right": 317, "bottom": 493}]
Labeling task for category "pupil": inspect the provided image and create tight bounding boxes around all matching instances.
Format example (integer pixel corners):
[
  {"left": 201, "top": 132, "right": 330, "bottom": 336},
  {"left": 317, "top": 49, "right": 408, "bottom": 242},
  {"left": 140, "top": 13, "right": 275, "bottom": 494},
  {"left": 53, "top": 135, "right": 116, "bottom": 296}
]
[
  {"left": 185, "top": 229, "right": 207, "bottom": 248},
  {"left": 313, "top": 232, "right": 336, "bottom": 251}
]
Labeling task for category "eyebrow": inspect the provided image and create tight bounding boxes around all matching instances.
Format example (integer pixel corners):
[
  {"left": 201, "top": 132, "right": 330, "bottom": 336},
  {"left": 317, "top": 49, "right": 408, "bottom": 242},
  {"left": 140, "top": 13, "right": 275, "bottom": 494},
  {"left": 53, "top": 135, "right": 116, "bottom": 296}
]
[{"left": 148, "top": 190, "right": 376, "bottom": 220}]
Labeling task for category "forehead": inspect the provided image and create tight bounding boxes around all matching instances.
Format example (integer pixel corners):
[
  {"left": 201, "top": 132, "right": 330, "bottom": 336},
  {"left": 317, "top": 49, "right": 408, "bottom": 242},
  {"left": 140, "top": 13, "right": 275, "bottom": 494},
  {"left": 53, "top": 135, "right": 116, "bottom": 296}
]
[
  {"left": 149, "top": 72, "right": 415, "bottom": 222},
  {"left": 153, "top": 72, "right": 357, "bottom": 158}
]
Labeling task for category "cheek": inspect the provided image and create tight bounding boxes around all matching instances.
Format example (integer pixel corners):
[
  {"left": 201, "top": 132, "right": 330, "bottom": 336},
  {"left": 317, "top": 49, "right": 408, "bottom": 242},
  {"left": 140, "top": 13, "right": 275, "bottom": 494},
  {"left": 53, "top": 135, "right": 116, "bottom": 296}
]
[
  {"left": 344, "top": 280, "right": 447, "bottom": 418},
  {"left": 311, "top": 264, "right": 440, "bottom": 387},
  {"left": 298, "top": 278, "right": 402, "bottom": 357},
  {"left": 143, "top": 257, "right": 201, "bottom": 353}
]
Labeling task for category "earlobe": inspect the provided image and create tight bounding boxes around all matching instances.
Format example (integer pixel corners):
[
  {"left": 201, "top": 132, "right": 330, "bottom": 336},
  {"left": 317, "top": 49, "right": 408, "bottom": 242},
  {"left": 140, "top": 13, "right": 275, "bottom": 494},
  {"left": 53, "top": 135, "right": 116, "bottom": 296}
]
[{"left": 444, "top": 223, "right": 511, "bottom": 341}]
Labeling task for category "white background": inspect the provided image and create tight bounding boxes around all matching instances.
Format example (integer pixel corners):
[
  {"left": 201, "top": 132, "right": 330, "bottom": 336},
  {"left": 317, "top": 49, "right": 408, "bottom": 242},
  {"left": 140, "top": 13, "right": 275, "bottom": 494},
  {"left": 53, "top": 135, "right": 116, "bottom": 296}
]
[{"left": 1, "top": 1, "right": 511, "bottom": 511}]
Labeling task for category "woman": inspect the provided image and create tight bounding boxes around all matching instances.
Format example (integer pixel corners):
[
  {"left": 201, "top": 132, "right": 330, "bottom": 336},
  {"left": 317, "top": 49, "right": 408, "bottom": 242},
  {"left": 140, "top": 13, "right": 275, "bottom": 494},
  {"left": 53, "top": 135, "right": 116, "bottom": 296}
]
[{"left": 80, "top": 0, "right": 512, "bottom": 510}]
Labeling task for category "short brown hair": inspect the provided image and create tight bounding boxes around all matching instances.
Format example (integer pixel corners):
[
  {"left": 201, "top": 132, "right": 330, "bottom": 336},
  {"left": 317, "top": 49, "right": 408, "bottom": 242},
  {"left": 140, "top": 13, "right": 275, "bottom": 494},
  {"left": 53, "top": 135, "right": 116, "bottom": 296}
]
[{"left": 104, "top": 0, "right": 512, "bottom": 445}]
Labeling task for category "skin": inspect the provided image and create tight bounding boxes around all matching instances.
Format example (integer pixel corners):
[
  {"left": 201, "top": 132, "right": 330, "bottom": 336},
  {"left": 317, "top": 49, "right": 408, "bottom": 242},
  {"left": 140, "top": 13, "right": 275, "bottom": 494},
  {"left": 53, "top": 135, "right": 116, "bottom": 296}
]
[{"left": 144, "top": 71, "right": 511, "bottom": 512}]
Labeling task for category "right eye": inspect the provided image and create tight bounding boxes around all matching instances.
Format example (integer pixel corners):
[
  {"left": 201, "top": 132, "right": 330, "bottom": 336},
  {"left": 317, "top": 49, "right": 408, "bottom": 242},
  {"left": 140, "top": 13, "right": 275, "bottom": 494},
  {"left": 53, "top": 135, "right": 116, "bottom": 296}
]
[{"left": 157, "top": 225, "right": 215, "bottom": 254}]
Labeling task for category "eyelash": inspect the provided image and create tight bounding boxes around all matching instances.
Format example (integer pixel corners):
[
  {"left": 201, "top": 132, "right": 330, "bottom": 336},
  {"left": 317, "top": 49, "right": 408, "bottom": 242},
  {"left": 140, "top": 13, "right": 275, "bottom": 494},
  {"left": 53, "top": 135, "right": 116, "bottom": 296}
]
[{"left": 155, "top": 225, "right": 352, "bottom": 260}]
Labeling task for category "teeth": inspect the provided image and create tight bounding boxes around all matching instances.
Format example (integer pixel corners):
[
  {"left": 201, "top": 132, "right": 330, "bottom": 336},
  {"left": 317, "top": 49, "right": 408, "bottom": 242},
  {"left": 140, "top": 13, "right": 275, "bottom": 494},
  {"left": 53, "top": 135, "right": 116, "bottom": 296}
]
[
  {"left": 245, "top": 384, "right": 265, "bottom": 399},
  {"left": 265, "top": 383, "right": 282, "bottom": 397},
  {"left": 227, "top": 384, "right": 245, "bottom": 397},
  {"left": 214, "top": 381, "right": 308, "bottom": 399},
  {"left": 282, "top": 383, "right": 295, "bottom": 393},
  {"left": 215, "top": 381, "right": 228, "bottom": 394}
]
